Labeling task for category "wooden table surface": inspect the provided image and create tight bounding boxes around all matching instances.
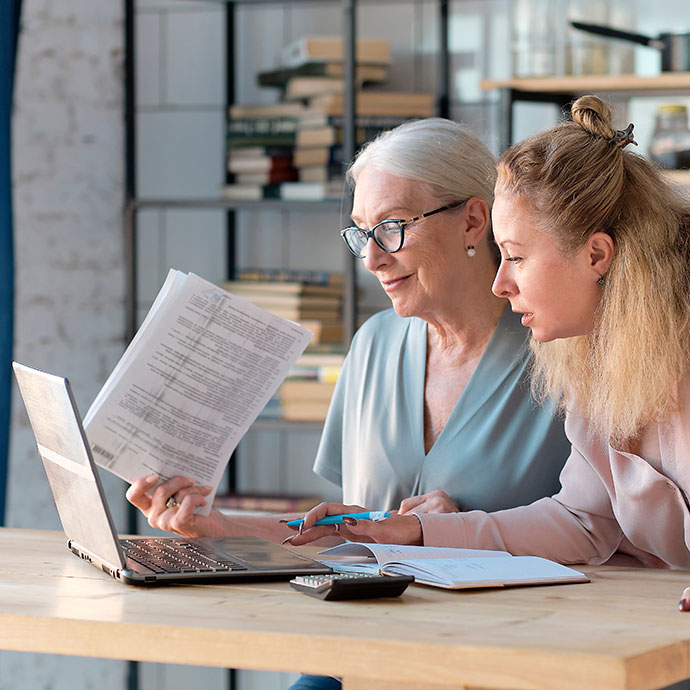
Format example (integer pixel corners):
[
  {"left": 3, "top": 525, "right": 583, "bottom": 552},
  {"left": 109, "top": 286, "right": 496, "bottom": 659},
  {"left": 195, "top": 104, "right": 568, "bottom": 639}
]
[{"left": 2, "top": 528, "right": 690, "bottom": 690}]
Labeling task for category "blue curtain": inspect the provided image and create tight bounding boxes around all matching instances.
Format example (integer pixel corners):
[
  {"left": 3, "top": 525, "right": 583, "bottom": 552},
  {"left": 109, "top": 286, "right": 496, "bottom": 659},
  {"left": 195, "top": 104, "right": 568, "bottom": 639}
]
[{"left": 0, "top": 0, "right": 21, "bottom": 525}]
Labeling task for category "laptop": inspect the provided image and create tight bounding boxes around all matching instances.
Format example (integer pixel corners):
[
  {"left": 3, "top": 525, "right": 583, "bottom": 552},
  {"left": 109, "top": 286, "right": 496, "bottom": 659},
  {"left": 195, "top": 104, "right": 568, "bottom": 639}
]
[{"left": 12, "top": 361, "right": 332, "bottom": 585}]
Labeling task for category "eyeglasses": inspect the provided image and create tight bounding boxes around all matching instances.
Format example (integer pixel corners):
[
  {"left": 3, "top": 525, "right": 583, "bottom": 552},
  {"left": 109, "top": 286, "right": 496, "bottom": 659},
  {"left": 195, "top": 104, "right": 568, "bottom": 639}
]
[{"left": 340, "top": 201, "right": 467, "bottom": 258}]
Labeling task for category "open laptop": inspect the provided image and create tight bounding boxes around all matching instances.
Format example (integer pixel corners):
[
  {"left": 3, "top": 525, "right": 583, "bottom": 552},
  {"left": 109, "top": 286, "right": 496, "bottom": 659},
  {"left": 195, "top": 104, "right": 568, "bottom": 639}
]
[{"left": 12, "top": 361, "right": 332, "bottom": 586}]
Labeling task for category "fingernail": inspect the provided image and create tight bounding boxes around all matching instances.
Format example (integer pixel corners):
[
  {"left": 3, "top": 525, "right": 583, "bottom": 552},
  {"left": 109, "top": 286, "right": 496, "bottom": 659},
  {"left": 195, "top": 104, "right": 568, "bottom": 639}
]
[
  {"left": 280, "top": 536, "right": 294, "bottom": 545},
  {"left": 679, "top": 598, "right": 689, "bottom": 611},
  {"left": 145, "top": 474, "right": 158, "bottom": 484},
  {"left": 343, "top": 517, "right": 357, "bottom": 526}
]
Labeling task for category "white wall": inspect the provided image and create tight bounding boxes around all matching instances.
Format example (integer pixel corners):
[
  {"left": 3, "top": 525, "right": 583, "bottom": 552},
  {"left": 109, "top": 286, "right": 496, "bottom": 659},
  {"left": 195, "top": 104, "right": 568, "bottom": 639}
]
[{"left": 4, "top": 0, "right": 128, "bottom": 688}]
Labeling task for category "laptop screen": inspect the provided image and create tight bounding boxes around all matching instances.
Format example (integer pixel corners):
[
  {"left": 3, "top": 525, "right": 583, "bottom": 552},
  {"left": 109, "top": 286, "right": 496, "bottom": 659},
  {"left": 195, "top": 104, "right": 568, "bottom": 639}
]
[{"left": 13, "top": 362, "right": 126, "bottom": 569}]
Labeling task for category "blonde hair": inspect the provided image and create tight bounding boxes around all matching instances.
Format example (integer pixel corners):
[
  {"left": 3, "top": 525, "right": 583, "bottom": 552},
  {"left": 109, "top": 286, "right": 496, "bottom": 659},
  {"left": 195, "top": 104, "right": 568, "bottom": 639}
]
[{"left": 496, "top": 95, "right": 690, "bottom": 444}]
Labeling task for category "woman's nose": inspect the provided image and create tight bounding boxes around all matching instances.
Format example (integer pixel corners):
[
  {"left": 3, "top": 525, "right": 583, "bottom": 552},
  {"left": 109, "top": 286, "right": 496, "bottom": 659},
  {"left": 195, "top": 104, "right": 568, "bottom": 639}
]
[
  {"left": 362, "top": 237, "right": 391, "bottom": 273},
  {"left": 491, "top": 262, "right": 513, "bottom": 298}
]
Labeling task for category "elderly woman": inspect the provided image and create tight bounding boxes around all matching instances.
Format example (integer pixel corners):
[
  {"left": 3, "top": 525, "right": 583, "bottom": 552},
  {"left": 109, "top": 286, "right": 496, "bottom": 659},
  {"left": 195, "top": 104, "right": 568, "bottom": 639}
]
[{"left": 126, "top": 118, "right": 569, "bottom": 547}]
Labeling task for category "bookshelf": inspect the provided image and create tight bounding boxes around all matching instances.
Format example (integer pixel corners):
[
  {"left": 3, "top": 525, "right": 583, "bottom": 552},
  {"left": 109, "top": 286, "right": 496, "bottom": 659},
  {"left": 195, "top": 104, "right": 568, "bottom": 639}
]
[
  {"left": 123, "top": 0, "right": 451, "bottom": 377},
  {"left": 124, "top": 0, "right": 451, "bottom": 340}
]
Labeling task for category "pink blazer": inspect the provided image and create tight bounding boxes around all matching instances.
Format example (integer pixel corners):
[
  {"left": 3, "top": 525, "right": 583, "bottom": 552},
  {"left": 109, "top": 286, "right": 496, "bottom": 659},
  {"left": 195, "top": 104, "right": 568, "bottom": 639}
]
[{"left": 419, "top": 377, "right": 690, "bottom": 569}]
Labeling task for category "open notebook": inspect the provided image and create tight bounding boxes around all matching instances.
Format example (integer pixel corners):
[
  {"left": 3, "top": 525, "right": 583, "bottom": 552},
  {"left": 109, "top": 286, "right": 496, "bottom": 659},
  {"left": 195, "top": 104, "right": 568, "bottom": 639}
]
[{"left": 320, "top": 542, "right": 589, "bottom": 590}]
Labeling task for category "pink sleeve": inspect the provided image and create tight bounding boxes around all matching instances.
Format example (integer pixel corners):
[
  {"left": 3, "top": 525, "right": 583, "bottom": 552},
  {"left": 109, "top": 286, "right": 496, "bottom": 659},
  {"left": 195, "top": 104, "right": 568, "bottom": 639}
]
[{"left": 418, "top": 425, "right": 625, "bottom": 565}]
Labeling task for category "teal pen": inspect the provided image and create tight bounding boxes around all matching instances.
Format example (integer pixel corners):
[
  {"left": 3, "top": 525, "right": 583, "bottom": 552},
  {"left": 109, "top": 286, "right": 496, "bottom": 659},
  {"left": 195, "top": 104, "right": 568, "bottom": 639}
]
[{"left": 285, "top": 511, "right": 391, "bottom": 528}]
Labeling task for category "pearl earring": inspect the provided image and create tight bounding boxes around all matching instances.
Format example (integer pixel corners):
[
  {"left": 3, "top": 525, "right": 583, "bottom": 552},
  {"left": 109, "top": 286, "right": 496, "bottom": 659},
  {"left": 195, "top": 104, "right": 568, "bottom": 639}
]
[{"left": 466, "top": 245, "right": 476, "bottom": 257}]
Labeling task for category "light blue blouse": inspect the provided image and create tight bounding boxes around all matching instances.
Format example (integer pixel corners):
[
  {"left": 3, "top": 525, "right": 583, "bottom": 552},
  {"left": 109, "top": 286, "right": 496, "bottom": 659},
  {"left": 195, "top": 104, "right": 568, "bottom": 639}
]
[{"left": 313, "top": 306, "right": 570, "bottom": 513}]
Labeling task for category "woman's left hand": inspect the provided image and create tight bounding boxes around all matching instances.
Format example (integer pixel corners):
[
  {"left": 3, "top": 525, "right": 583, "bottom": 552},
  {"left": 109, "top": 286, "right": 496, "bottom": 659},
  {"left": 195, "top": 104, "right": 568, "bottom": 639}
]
[
  {"left": 397, "top": 489, "right": 459, "bottom": 515},
  {"left": 284, "top": 502, "right": 423, "bottom": 547}
]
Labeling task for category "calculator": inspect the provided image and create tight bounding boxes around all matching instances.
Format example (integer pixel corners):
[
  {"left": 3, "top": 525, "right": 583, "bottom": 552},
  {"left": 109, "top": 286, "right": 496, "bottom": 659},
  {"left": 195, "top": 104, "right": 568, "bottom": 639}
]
[{"left": 289, "top": 572, "right": 414, "bottom": 600}]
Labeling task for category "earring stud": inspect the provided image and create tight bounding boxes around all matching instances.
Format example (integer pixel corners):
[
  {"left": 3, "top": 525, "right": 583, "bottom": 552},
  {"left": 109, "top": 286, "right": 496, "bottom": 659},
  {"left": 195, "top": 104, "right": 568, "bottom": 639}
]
[{"left": 466, "top": 245, "right": 476, "bottom": 257}]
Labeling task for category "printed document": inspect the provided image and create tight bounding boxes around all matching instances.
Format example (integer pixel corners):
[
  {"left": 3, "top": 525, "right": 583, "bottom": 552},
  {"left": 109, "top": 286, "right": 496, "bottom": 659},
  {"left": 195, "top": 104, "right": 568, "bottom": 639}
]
[{"left": 84, "top": 269, "right": 312, "bottom": 515}]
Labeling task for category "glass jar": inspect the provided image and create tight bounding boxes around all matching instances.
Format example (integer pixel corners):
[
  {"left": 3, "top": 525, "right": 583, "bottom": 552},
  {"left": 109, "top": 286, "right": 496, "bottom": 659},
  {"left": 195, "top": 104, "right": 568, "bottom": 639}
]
[
  {"left": 511, "top": 0, "right": 559, "bottom": 77},
  {"left": 648, "top": 105, "right": 690, "bottom": 170}
]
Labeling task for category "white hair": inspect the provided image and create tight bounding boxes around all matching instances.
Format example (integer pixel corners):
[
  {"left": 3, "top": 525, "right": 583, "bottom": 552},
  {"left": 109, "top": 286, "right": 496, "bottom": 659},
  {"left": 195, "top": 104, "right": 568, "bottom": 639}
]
[{"left": 347, "top": 117, "right": 497, "bottom": 207}]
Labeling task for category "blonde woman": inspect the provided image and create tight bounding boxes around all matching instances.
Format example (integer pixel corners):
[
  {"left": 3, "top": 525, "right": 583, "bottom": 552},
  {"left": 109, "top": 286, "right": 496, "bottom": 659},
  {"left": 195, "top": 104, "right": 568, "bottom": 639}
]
[{"left": 291, "top": 96, "right": 690, "bottom": 598}]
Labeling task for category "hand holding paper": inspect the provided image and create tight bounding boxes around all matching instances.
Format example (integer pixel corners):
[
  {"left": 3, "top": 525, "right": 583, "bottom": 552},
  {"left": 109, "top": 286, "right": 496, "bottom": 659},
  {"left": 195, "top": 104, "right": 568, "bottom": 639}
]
[{"left": 85, "top": 270, "right": 312, "bottom": 515}]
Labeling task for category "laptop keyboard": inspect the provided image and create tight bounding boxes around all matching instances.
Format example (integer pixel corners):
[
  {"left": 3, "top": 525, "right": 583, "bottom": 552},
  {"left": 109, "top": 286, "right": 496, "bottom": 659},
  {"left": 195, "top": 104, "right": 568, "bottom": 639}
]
[{"left": 120, "top": 538, "right": 246, "bottom": 574}]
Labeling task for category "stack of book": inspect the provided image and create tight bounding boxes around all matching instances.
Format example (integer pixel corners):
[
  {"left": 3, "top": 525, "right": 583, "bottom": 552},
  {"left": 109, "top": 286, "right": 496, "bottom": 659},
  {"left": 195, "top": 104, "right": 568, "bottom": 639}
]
[
  {"left": 257, "top": 351, "right": 345, "bottom": 423},
  {"left": 221, "top": 277, "right": 344, "bottom": 340},
  {"left": 222, "top": 268, "right": 347, "bottom": 423},
  {"left": 223, "top": 36, "right": 435, "bottom": 202},
  {"left": 223, "top": 101, "right": 307, "bottom": 201},
  {"left": 279, "top": 351, "right": 345, "bottom": 422}
]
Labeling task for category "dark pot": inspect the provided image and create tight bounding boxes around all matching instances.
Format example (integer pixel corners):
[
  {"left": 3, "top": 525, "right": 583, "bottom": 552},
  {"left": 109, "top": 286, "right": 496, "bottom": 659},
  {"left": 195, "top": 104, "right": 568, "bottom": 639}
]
[{"left": 570, "top": 21, "right": 690, "bottom": 72}]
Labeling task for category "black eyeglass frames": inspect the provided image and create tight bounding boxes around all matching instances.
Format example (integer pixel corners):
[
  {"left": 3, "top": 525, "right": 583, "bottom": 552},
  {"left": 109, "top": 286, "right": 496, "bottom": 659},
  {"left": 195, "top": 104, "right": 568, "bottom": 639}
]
[{"left": 340, "top": 200, "right": 467, "bottom": 258}]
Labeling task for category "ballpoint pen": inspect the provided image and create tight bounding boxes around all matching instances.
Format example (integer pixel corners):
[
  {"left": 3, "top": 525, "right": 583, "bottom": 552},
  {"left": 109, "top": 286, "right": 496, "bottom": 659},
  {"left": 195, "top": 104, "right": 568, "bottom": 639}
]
[{"left": 284, "top": 511, "right": 391, "bottom": 528}]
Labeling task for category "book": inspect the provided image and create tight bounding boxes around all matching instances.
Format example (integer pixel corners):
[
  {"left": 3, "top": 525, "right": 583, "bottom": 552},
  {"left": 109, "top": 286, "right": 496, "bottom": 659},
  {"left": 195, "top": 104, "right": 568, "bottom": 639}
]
[
  {"left": 233, "top": 268, "right": 344, "bottom": 286},
  {"left": 228, "top": 101, "right": 308, "bottom": 119},
  {"left": 279, "top": 181, "right": 344, "bottom": 201},
  {"left": 223, "top": 292, "right": 341, "bottom": 311},
  {"left": 319, "top": 543, "right": 590, "bottom": 590},
  {"left": 279, "top": 37, "right": 391, "bottom": 67},
  {"left": 258, "top": 62, "right": 389, "bottom": 88},
  {"left": 293, "top": 145, "right": 345, "bottom": 168},
  {"left": 220, "top": 184, "right": 282, "bottom": 201},
  {"left": 221, "top": 280, "right": 344, "bottom": 297},
  {"left": 295, "top": 123, "right": 397, "bottom": 148},
  {"left": 280, "top": 380, "right": 337, "bottom": 402},
  {"left": 214, "top": 492, "right": 321, "bottom": 513},
  {"left": 227, "top": 146, "right": 294, "bottom": 161},
  {"left": 298, "top": 165, "right": 344, "bottom": 183},
  {"left": 307, "top": 91, "right": 435, "bottom": 117},
  {"left": 294, "top": 351, "right": 346, "bottom": 368},
  {"left": 83, "top": 270, "right": 312, "bottom": 516},
  {"left": 226, "top": 133, "right": 297, "bottom": 149},
  {"left": 281, "top": 399, "right": 332, "bottom": 422},
  {"left": 233, "top": 170, "right": 298, "bottom": 185},
  {"left": 289, "top": 351, "right": 345, "bottom": 383},
  {"left": 227, "top": 154, "right": 293, "bottom": 174},
  {"left": 283, "top": 76, "right": 349, "bottom": 100},
  {"left": 260, "top": 306, "right": 341, "bottom": 321},
  {"left": 227, "top": 117, "right": 299, "bottom": 148},
  {"left": 297, "top": 320, "right": 344, "bottom": 346}
]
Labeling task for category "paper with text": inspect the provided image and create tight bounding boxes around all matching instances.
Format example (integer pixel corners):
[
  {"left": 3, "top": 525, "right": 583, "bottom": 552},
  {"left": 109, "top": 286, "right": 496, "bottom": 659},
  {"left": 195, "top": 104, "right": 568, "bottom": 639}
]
[
  {"left": 84, "top": 270, "right": 312, "bottom": 515},
  {"left": 319, "top": 542, "right": 510, "bottom": 563}
]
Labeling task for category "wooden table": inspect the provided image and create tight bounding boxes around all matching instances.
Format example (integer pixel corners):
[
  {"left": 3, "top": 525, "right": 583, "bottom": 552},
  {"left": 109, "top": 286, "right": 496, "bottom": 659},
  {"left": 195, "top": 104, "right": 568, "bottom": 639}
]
[{"left": 2, "top": 528, "right": 690, "bottom": 690}]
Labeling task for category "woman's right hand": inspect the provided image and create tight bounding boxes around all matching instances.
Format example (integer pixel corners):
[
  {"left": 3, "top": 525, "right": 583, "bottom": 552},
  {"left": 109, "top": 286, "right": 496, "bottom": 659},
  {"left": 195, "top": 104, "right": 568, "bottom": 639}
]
[
  {"left": 285, "top": 501, "right": 423, "bottom": 547},
  {"left": 126, "top": 474, "right": 230, "bottom": 538}
]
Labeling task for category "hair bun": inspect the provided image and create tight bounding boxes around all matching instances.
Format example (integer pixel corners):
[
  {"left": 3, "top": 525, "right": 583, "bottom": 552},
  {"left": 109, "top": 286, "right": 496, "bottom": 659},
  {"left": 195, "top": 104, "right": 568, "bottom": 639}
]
[{"left": 571, "top": 95, "right": 616, "bottom": 140}]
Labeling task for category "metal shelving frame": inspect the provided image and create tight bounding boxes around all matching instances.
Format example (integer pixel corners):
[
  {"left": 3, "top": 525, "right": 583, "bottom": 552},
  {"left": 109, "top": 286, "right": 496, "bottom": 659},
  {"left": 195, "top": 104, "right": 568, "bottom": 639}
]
[{"left": 124, "top": 0, "right": 450, "bottom": 344}]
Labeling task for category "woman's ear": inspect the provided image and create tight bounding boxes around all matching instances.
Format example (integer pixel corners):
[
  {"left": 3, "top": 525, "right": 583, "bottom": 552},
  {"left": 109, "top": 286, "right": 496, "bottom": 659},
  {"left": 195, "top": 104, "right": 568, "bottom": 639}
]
[
  {"left": 588, "top": 231, "right": 615, "bottom": 276},
  {"left": 463, "top": 196, "right": 491, "bottom": 244}
]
